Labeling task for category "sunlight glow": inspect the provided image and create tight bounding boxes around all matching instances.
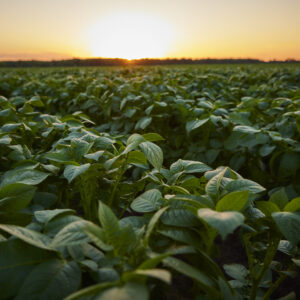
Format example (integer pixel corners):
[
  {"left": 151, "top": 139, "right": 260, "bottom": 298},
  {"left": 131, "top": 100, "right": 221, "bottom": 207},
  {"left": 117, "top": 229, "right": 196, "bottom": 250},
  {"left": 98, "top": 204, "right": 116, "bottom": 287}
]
[{"left": 88, "top": 12, "right": 175, "bottom": 59}]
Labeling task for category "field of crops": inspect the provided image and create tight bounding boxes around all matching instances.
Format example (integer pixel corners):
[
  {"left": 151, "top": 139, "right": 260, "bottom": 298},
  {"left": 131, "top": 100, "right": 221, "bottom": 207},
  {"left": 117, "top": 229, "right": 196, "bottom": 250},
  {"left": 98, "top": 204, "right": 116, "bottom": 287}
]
[{"left": 0, "top": 65, "right": 299, "bottom": 300}]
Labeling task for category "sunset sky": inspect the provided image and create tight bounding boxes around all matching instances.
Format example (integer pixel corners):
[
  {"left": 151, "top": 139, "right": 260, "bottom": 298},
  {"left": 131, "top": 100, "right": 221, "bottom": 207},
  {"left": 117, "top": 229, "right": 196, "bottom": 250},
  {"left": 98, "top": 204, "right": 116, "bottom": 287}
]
[{"left": 0, "top": 0, "right": 299, "bottom": 61}]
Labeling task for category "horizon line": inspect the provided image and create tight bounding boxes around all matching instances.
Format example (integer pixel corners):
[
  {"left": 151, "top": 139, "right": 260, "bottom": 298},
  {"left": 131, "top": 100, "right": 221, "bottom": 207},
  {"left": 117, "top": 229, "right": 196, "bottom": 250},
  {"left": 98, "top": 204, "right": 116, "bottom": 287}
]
[{"left": 0, "top": 56, "right": 299, "bottom": 63}]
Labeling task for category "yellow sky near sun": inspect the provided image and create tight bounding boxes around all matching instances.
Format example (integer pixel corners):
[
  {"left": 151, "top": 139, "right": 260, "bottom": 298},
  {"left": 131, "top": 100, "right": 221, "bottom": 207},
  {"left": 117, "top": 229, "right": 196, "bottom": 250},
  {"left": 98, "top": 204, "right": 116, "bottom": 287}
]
[{"left": 0, "top": 0, "right": 299, "bottom": 61}]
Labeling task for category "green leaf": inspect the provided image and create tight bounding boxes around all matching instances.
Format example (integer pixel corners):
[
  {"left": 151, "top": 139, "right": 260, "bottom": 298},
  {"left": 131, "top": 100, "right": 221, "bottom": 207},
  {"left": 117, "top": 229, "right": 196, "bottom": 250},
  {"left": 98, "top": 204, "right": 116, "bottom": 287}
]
[
  {"left": 0, "top": 224, "right": 52, "bottom": 250},
  {"left": 131, "top": 189, "right": 163, "bottom": 213},
  {"left": 197, "top": 208, "right": 245, "bottom": 240},
  {"left": 139, "top": 141, "right": 163, "bottom": 170},
  {"left": 34, "top": 209, "right": 75, "bottom": 225},
  {"left": 84, "top": 150, "right": 104, "bottom": 161},
  {"left": 269, "top": 188, "right": 289, "bottom": 210},
  {"left": 0, "top": 239, "right": 54, "bottom": 299},
  {"left": 71, "top": 138, "right": 93, "bottom": 161},
  {"left": 127, "top": 269, "right": 171, "bottom": 284},
  {"left": 284, "top": 197, "right": 300, "bottom": 212},
  {"left": 0, "top": 135, "right": 11, "bottom": 145},
  {"left": 50, "top": 220, "right": 91, "bottom": 248},
  {"left": 142, "top": 133, "right": 164, "bottom": 142},
  {"left": 233, "top": 125, "right": 260, "bottom": 134},
  {"left": 98, "top": 201, "right": 120, "bottom": 247},
  {"left": 256, "top": 201, "right": 280, "bottom": 216},
  {"left": 223, "top": 264, "right": 248, "bottom": 282},
  {"left": 135, "top": 116, "right": 152, "bottom": 130},
  {"left": 272, "top": 212, "right": 300, "bottom": 244},
  {"left": 27, "top": 96, "right": 44, "bottom": 107},
  {"left": 94, "top": 281, "right": 149, "bottom": 300},
  {"left": 83, "top": 222, "right": 113, "bottom": 251},
  {"left": 186, "top": 118, "right": 209, "bottom": 133},
  {"left": 161, "top": 207, "right": 200, "bottom": 227},
  {"left": 225, "top": 179, "right": 265, "bottom": 194},
  {"left": 65, "top": 282, "right": 118, "bottom": 300},
  {"left": 170, "top": 159, "right": 211, "bottom": 174},
  {"left": 63, "top": 163, "right": 90, "bottom": 183},
  {"left": 0, "top": 183, "right": 36, "bottom": 212},
  {"left": 163, "top": 257, "right": 217, "bottom": 295},
  {"left": 0, "top": 169, "right": 49, "bottom": 188},
  {"left": 127, "top": 150, "right": 147, "bottom": 165},
  {"left": 145, "top": 206, "right": 169, "bottom": 245},
  {"left": 16, "top": 259, "right": 80, "bottom": 300},
  {"left": 158, "top": 228, "right": 203, "bottom": 249},
  {"left": 216, "top": 191, "right": 249, "bottom": 212}
]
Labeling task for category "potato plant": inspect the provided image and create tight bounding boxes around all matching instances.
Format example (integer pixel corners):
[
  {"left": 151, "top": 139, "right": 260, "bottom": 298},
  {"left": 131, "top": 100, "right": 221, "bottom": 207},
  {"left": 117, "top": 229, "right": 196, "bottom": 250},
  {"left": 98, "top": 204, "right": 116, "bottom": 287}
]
[{"left": 0, "top": 65, "right": 299, "bottom": 299}]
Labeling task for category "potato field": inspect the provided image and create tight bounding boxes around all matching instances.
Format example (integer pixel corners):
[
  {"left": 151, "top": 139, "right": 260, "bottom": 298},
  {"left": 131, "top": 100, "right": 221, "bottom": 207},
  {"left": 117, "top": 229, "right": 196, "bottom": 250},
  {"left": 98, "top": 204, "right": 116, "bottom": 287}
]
[{"left": 0, "top": 65, "right": 300, "bottom": 300}]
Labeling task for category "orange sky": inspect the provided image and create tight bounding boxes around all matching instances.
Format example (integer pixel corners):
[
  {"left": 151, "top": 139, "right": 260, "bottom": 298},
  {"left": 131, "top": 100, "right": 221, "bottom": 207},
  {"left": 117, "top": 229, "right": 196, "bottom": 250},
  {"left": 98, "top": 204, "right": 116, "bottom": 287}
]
[{"left": 0, "top": 0, "right": 299, "bottom": 61}]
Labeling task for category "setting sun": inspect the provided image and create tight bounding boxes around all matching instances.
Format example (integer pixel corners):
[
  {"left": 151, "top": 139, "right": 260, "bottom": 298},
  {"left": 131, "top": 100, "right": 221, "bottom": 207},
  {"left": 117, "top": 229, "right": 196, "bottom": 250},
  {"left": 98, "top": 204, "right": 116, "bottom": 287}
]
[{"left": 88, "top": 12, "right": 175, "bottom": 60}]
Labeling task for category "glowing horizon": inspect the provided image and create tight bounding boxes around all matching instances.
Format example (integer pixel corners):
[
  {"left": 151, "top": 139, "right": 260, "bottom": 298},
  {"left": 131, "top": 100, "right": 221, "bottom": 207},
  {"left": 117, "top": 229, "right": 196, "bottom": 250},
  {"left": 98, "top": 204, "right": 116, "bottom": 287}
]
[{"left": 0, "top": 0, "right": 299, "bottom": 61}]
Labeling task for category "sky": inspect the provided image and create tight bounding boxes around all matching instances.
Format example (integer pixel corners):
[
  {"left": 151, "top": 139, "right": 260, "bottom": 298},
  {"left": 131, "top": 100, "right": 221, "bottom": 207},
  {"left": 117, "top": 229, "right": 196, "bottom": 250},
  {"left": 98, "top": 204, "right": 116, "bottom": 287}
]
[{"left": 0, "top": 0, "right": 299, "bottom": 61}]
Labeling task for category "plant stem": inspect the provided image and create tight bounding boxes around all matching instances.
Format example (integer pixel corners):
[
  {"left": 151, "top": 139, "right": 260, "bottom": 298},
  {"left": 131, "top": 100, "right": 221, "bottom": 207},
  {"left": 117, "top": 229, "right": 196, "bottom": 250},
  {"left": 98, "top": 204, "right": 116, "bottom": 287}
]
[
  {"left": 261, "top": 273, "right": 287, "bottom": 300},
  {"left": 249, "top": 238, "right": 280, "bottom": 300},
  {"left": 108, "top": 161, "right": 126, "bottom": 207}
]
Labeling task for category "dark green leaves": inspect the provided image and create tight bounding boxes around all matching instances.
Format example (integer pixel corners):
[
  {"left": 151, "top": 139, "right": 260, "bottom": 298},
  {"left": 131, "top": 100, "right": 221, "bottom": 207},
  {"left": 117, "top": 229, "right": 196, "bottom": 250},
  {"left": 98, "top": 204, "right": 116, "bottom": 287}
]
[
  {"left": 16, "top": 259, "right": 81, "bottom": 300},
  {"left": 272, "top": 212, "right": 300, "bottom": 244},
  {"left": 131, "top": 189, "right": 163, "bottom": 213},
  {"left": 216, "top": 191, "right": 249, "bottom": 212},
  {"left": 139, "top": 141, "right": 163, "bottom": 170},
  {"left": 63, "top": 164, "right": 91, "bottom": 183},
  {"left": 0, "top": 183, "right": 36, "bottom": 211},
  {"left": 0, "top": 169, "right": 49, "bottom": 188},
  {"left": 197, "top": 208, "right": 245, "bottom": 239}
]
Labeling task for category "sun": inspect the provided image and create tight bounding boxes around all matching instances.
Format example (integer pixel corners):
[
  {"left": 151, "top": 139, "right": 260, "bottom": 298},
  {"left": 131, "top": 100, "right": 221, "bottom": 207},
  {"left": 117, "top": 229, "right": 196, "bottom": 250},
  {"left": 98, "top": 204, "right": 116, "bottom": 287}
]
[{"left": 88, "top": 12, "right": 174, "bottom": 60}]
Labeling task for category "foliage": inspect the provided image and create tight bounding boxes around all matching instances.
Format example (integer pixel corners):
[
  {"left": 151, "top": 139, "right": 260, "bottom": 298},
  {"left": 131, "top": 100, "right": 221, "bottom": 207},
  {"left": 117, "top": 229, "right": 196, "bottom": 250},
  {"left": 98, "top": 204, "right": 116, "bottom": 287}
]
[{"left": 0, "top": 65, "right": 299, "bottom": 299}]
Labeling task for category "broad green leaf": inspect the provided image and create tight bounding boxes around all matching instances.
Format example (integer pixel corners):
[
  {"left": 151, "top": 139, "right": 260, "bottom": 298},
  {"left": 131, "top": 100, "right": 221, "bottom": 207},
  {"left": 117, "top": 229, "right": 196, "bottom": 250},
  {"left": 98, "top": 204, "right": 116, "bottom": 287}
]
[
  {"left": 125, "top": 134, "right": 145, "bottom": 152},
  {"left": 0, "top": 169, "right": 49, "bottom": 188},
  {"left": 98, "top": 201, "right": 120, "bottom": 246},
  {"left": 139, "top": 141, "right": 163, "bottom": 170},
  {"left": 233, "top": 125, "right": 260, "bottom": 134},
  {"left": 269, "top": 188, "right": 289, "bottom": 210},
  {"left": 0, "top": 240, "right": 54, "bottom": 299},
  {"left": 0, "top": 135, "right": 11, "bottom": 145},
  {"left": 0, "top": 183, "right": 36, "bottom": 212},
  {"left": 223, "top": 264, "right": 248, "bottom": 282},
  {"left": 161, "top": 207, "right": 200, "bottom": 227},
  {"left": 135, "top": 116, "right": 152, "bottom": 130},
  {"left": 0, "top": 224, "right": 52, "bottom": 250},
  {"left": 16, "top": 259, "right": 81, "bottom": 300},
  {"left": 145, "top": 206, "right": 169, "bottom": 245},
  {"left": 272, "top": 212, "right": 300, "bottom": 244},
  {"left": 142, "top": 133, "right": 164, "bottom": 142},
  {"left": 158, "top": 228, "right": 203, "bottom": 249},
  {"left": 186, "top": 118, "right": 209, "bottom": 133},
  {"left": 83, "top": 222, "right": 113, "bottom": 251},
  {"left": 170, "top": 159, "right": 211, "bottom": 174},
  {"left": 284, "top": 197, "right": 300, "bottom": 212},
  {"left": 34, "top": 209, "right": 75, "bottom": 225},
  {"left": 51, "top": 220, "right": 91, "bottom": 248},
  {"left": 63, "top": 163, "right": 91, "bottom": 183},
  {"left": 216, "top": 191, "right": 249, "bottom": 212},
  {"left": 163, "top": 257, "right": 217, "bottom": 295},
  {"left": 44, "top": 150, "right": 73, "bottom": 163},
  {"left": 84, "top": 150, "right": 104, "bottom": 161},
  {"left": 127, "top": 150, "right": 147, "bottom": 165},
  {"left": 65, "top": 282, "right": 118, "bottom": 300},
  {"left": 256, "top": 201, "right": 280, "bottom": 216},
  {"left": 197, "top": 208, "right": 245, "bottom": 239},
  {"left": 94, "top": 281, "right": 148, "bottom": 300},
  {"left": 71, "top": 138, "right": 93, "bottom": 161},
  {"left": 131, "top": 189, "right": 163, "bottom": 213},
  {"left": 225, "top": 179, "right": 265, "bottom": 194},
  {"left": 126, "top": 269, "right": 171, "bottom": 284}
]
